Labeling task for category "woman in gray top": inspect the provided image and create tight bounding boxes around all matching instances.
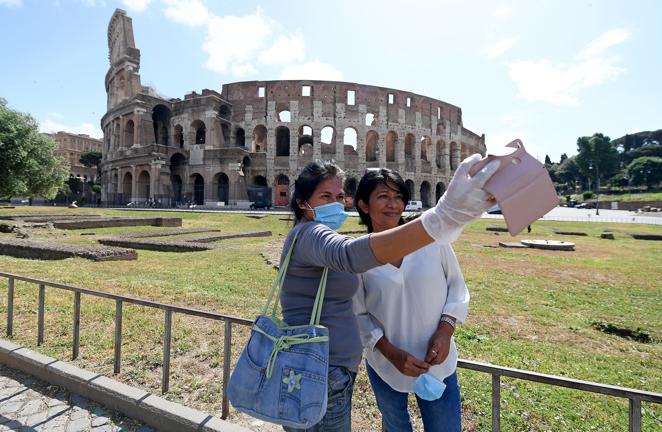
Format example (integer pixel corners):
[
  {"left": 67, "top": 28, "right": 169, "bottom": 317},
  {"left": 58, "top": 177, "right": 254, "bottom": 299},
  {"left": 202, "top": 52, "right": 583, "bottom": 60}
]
[{"left": 281, "top": 157, "right": 499, "bottom": 431}]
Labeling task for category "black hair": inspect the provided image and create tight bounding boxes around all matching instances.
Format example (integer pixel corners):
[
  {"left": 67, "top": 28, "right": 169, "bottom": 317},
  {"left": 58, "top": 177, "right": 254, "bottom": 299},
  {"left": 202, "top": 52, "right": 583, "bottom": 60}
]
[
  {"left": 355, "top": 168, "right": 410, "bottom": 233},
  {"left": 290, "top": 160, "right": 345, "bottom": 222}
]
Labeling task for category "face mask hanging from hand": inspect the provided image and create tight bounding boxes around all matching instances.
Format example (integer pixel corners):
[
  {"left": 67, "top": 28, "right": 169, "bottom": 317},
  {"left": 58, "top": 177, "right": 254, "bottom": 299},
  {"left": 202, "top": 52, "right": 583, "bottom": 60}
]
[
  {"left": 413, "top": 373, "right": 446, "bottom": 401},
  {"left": 310, "top": 202, "right": 349, "bottom": 230}
]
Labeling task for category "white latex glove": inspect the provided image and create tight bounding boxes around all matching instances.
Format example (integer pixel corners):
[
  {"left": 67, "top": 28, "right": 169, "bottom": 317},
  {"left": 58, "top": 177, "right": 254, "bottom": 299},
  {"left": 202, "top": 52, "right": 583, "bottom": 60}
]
[{"left": 420, "top": 153, "right": 501, "bottom": 243}]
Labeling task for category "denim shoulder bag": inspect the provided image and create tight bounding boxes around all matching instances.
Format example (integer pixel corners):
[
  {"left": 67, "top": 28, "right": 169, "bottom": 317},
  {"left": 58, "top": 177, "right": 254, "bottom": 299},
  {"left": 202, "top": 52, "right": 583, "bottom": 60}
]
[{"left": 228, "top": 231, "right": 330, "bottom": 428}]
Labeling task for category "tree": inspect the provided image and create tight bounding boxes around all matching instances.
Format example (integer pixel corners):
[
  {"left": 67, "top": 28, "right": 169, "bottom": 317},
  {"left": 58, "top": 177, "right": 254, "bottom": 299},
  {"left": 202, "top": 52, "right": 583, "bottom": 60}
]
[
  {"left": 560, "top": 153, "right": 568, "bottom": 164},
  {"left": 0, "top": 97, "right": 68, "bottom": 198},
  {"left": 575, "top": 133, "right": 619, "bottom": 191},
  {"left": 544, "top": 155, "right": 552, "bottom": 165},
  {"left": 626, "top": 157, "right": 662, "bottom": 188},
  {"left": 80, "top": 150, "right": 103, "bottom": 186},
  {"left": 609, "top": 171, "right": 629, "bottom": 188},
  {"left": 623, "top": 144, "right": 662, "bottom": 164},
  {"left": 79, "top": 151, "right": 102, "bottom": 169},
  {"left": 556, "top": 156, "right": 581, "bottom": 189}
]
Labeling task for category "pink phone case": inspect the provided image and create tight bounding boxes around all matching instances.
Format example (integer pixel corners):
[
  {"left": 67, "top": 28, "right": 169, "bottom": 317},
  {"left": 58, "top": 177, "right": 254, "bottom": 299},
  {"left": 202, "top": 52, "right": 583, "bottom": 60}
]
[{"left": 469, "top": 139, "right": 558, "bottom": 236}]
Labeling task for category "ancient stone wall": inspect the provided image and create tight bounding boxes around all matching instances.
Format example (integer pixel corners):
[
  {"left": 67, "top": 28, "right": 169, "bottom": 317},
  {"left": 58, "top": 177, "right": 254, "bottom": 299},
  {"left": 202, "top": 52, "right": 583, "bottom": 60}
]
[{"left": 100, "top": 9, "right": 486, "bottom": 209}]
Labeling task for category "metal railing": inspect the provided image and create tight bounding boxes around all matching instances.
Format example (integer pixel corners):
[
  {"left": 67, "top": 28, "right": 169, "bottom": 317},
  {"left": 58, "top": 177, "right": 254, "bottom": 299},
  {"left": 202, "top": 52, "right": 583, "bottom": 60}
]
[
  {"left": 1, "top": 272, "right": 251, "bottom": 419},
  {"left": 1, "top": 272, "right": 660, "bottom": 430}
]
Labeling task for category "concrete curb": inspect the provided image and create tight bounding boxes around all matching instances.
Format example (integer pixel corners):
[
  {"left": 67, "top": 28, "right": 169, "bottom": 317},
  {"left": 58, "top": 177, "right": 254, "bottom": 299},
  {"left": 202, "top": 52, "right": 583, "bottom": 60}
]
[{"left": 0, "top": 339, "right": 250, "bottom": 432}]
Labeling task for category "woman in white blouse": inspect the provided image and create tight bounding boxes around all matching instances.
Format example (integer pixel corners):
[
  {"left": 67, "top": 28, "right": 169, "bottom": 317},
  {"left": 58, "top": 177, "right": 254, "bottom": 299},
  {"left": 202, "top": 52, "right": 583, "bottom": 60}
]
[{"left": 353, "top": 168, "right": 469, "bottom": 432}]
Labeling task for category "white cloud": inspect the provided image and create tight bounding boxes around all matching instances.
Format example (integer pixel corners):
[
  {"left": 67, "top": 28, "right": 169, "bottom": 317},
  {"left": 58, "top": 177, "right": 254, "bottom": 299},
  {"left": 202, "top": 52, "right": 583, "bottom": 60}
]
[
  {"left": 163, "top": 5, "right": 324, "bottom": 79},
  {"left": 260, "top": 34, "right": 305, "bottom": 65},
  {"left": 509, "top": 57, "right": 624, "bottom": 105},
  {"left": 507, "top": 29, "right": 629, "bottom": 106},
  {"left": 203, "top": 11, "right": 273, "bottom": 76},
  {"left": 163, "top": 0, "right": 209, "bottom": 27},
  {"left": 281, "top": 60, "right": 343, "bottom": 81},
  {"left": 493, "top": 5, "right": 512, "bottom": 18},
  {"left": 40, "top": 118, "right": 102, "bottom": 139},
  {"left": 483, "top": 37, "right": 518, "bottom": 59},
  {"left": 576, "top": 28, "right": 629, "bottom": 60},
  {"left": 120, "top": 0, "right": 152, "bottom": 13},
  {"left": 0, "top": 0, "right": 22, "bottom": 7}
]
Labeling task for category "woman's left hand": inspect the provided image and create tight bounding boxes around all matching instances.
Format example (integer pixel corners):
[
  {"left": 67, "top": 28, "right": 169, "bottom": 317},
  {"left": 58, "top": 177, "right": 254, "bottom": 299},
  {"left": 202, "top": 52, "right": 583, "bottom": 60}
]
[{"left": 425, "top": 326, "right": 453, "bottom": 365}]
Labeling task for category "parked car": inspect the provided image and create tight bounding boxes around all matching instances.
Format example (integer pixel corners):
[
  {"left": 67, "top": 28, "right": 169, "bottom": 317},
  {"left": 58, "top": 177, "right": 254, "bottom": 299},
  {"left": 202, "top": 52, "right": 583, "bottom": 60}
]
[
  {"left": 487, "top": 205, "right": 502, "bottom": 214},
  {"left": 250, "top": 198, "right": 272, "bottom": 210},
  {"left": 405, "top": 200, "right": 423, "bottom": 211}
]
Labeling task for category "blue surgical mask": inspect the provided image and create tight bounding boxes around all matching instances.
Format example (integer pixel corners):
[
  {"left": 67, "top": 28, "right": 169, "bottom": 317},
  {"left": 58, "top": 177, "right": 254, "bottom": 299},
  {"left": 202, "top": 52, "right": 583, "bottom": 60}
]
[
  {"left": 310, "top": 202, "right": 349, "bottom": 230},
  {"left": 413, "top": 373, "right": 446, "bottom": 401}
]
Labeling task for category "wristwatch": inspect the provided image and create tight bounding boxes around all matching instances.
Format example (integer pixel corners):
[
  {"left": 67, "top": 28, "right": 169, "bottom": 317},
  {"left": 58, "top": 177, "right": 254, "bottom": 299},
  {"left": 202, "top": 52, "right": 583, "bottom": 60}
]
[{"left": 439, "top": 315, "right": 456, "bottom": 331}]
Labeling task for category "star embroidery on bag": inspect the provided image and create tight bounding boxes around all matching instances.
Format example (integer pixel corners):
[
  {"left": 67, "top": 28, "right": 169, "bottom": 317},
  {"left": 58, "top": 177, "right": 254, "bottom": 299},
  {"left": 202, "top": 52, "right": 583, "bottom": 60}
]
[{"left": 283, "top": 370, "right": 303, "bottom": 393}]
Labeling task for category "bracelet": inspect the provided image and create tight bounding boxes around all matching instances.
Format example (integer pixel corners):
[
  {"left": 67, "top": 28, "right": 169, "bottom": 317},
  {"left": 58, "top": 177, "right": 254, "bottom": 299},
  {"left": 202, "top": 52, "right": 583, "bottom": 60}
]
[{"left": 439, "top": 316, "right": 456, "bottom": 331}]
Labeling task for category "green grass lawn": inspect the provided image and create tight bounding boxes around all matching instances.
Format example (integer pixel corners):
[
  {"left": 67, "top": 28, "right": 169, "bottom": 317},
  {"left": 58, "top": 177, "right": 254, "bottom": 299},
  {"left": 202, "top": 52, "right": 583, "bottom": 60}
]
[{"left": 0, "top": 207, "right": 660, "bottom": 431}]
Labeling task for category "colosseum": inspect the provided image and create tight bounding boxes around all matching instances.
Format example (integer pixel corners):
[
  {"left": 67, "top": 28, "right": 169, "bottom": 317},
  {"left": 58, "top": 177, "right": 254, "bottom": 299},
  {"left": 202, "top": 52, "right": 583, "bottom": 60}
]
[{"left": 100, "top": 9, "right": 486, "bottom": 209}]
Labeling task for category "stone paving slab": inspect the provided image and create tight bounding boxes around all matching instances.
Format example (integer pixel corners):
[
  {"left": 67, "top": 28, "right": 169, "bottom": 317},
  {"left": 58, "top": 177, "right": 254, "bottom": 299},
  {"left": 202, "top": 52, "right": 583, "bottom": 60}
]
[{"left": 0, "top": 364, "right": 154, "bottom": 432}]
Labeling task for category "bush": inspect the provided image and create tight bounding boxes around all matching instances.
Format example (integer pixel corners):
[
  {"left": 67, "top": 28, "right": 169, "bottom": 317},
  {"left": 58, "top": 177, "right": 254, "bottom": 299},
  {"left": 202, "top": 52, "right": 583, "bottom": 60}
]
[{"left": 582, "top": 191, "right": 594, "bottom": 200}]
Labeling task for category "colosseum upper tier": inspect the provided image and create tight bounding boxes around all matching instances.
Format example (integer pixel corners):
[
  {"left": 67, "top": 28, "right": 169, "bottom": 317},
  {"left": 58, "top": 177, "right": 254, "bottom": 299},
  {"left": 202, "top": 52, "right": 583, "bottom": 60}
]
[{"left": 100, "top": 9, "right": 486, "bottom": 208}]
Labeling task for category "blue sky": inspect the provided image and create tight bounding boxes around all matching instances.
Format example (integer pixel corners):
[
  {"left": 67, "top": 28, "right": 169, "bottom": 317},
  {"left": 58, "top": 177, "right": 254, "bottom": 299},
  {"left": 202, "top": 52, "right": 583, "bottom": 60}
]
[{"left": 1, "top": 0, "right": 660, "bottom": 162}]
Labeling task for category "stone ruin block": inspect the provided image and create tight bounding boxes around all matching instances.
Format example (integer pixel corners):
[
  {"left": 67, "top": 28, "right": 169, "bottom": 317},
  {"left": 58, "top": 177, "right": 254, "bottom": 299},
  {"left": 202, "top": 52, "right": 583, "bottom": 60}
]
[{"left": 0, "top": 238, "right": 137, "bottom": 261}]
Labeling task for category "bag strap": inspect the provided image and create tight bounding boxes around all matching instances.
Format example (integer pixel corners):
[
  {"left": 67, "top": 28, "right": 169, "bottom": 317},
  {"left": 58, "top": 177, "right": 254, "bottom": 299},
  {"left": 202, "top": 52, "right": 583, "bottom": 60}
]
[
  {"left": 261, "top": 230, "right": 329, "bottom": 326},
  {"left": 310, "top": 267, "right": 328, "bottom": 326},
  {"left": 261, "top": 231, "right": 297, "bottom": 317}
]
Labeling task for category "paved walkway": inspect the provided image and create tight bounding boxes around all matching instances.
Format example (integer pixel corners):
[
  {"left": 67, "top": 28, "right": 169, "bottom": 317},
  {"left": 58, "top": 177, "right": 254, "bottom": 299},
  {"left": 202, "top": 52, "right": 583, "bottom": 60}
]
[{"left": 0, "top": 364, "right": 154, "bottom": 432}]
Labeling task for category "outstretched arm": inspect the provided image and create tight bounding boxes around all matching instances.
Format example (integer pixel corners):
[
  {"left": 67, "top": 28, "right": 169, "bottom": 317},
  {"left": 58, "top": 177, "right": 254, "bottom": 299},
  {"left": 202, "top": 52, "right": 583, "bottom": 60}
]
[{"left": 369, "top": 154, "right": 500, "bottom": 264}]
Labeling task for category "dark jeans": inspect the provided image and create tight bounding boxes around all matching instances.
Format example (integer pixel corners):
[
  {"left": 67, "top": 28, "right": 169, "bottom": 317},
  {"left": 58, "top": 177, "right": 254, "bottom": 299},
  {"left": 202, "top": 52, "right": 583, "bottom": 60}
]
[
  {"left": 367, "top": 363, "right": 461, "bottom": 432},
  {"left": 284, "top": 366, "right": 356, "bottom": 432}
]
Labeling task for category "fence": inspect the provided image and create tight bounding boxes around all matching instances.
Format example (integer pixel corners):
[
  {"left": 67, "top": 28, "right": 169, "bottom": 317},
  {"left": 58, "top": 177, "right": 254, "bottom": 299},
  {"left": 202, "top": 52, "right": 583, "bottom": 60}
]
[{"left": 1, "top": 272, "right": 660, "bottom": 431}]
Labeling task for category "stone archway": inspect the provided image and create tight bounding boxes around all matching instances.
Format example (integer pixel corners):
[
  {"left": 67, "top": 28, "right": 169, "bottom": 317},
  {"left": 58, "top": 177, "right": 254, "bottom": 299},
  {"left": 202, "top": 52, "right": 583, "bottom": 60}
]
[
  {"left": 420, "top": 181, "right": 431, "bottom": 208},
  {"left": 192, "top": 174, "right": 205, "bottom": 205},
  {"left": 122, "top": 172, "right": 132, "bottom": 201},
  {"left": 435, "top": 182, "right": 446, "bottom": 202},
  {"left": 405, "top": 179, "right": 415, "bottom": 200},
  {"left": 137, "top": 170, "right": 150, "bottom": 200},
  {"left": 171, "top": 175, "right": 183, "bottom": 203},
  {"left": 217, "top": 173, "right": 229, "bottom": 205}
]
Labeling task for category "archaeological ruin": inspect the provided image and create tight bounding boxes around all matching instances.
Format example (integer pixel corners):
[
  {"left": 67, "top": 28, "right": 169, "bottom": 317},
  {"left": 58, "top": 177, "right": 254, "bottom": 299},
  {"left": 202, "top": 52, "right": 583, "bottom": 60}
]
[{"left": 100, "top": 9, "right": 486, "bottom": 209}]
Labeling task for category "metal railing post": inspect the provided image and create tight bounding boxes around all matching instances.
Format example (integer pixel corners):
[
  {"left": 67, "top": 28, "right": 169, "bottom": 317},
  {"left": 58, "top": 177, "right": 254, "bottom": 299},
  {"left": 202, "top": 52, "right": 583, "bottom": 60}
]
[
  {"left": 72, "top": 291, "right": 81, "bottom": 359},
  {"left": 162, "top": 309, "right": 172, "bottom": 393},
  {"left": 492, "top": 374, "right": 501, "bottom": 432},
  {"left": 37, "top": 284, "right": 45, "bottom": 345},
  {"left": 629, "top": 397, "right": 641, "bottom": 432},
  {"left": 114, "top": 300, "right": 123, "bottom": 374},
  {"left": 222, "top": 319, "right": 232, "bottom": 420},
  {"left": 6, "top": 278, "right": 14, "bottom": 337}
]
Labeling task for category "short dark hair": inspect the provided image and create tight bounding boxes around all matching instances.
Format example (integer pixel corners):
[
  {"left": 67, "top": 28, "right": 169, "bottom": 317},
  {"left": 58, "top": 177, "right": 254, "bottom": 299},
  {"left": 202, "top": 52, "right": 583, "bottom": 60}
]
[
  {"left": 355, "top": 168, "right": 410, "bottom": 233},
  {"left": 290, "top": 160, "right": 345, "bottom": 222}
]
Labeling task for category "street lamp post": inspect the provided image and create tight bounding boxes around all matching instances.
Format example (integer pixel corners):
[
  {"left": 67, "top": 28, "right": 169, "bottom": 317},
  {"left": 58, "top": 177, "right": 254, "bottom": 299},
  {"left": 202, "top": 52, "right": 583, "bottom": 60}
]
[{"left": 595, "top": 162, "right": 600, "bottom": 216}]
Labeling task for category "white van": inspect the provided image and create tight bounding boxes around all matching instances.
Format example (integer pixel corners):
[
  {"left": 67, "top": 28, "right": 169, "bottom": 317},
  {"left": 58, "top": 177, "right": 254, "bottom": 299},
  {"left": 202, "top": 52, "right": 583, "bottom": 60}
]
[{"left": 405, "top": 200, "right": 423, "bottom": 211}]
